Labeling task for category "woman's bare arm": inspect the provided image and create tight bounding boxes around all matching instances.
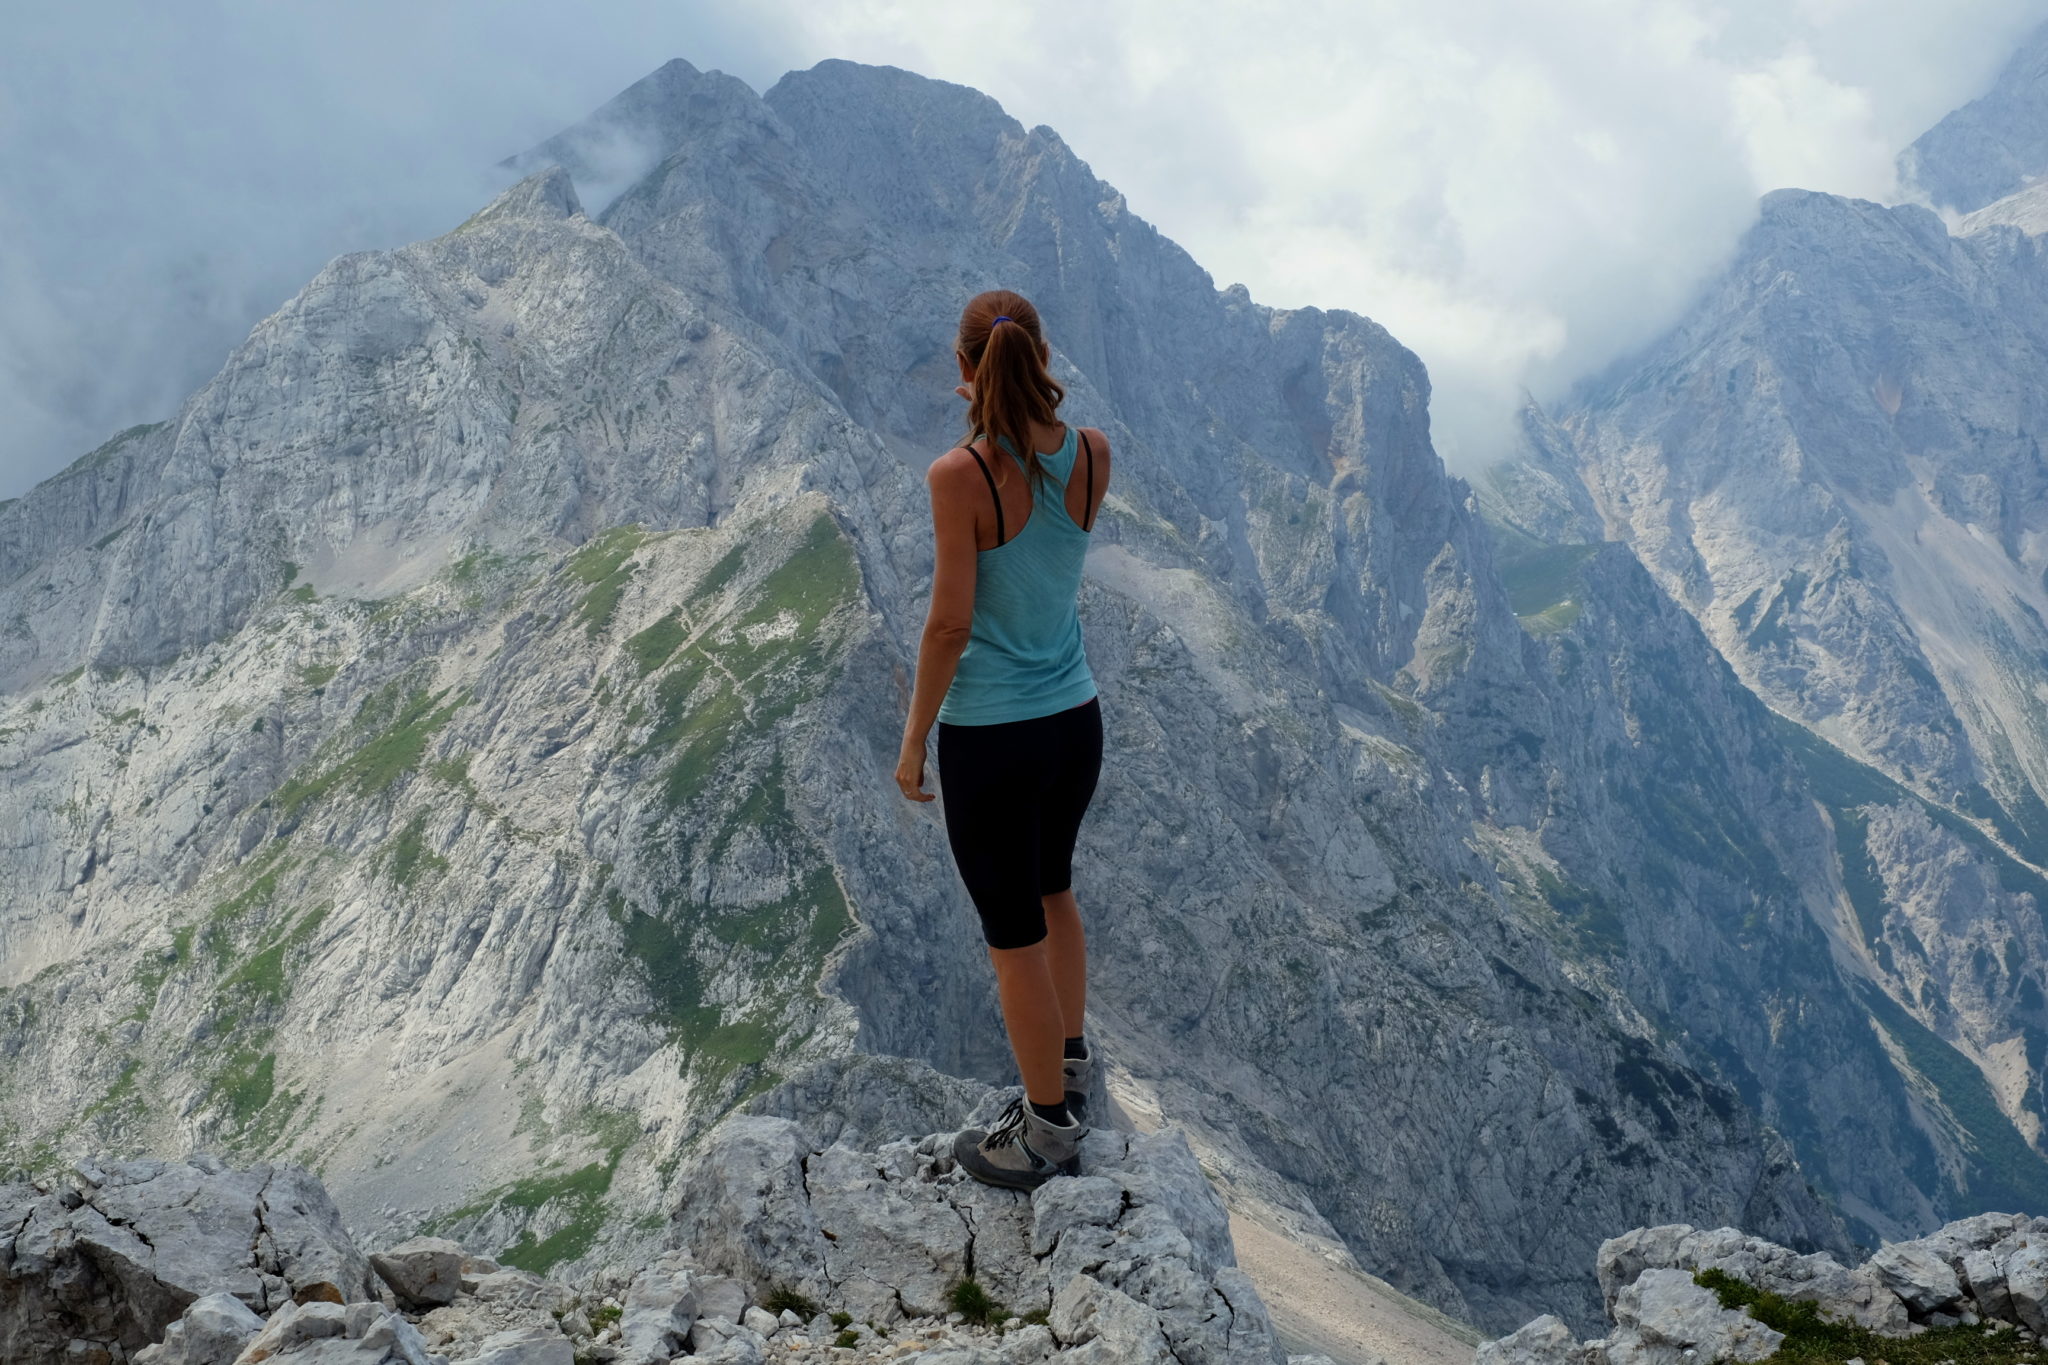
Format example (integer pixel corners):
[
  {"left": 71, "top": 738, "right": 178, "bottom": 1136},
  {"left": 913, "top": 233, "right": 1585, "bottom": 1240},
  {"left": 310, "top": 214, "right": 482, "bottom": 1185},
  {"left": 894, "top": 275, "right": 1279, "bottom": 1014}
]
[{"left": 896, "top": 454, "right": 981, "bottom": 800}]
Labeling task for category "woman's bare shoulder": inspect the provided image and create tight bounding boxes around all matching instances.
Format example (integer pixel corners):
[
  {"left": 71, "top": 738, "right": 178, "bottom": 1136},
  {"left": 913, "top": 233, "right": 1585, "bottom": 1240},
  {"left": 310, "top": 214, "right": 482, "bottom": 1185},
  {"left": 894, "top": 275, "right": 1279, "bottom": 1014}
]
[{"left": 926, "top": 441, "right": 989, "bottom": 492}]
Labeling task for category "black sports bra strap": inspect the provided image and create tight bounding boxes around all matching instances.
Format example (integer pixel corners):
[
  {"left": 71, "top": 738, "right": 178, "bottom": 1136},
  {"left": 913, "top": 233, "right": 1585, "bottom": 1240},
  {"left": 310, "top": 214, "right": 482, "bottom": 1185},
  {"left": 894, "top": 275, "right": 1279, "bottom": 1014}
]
[
  {"left": 962, "top": 446, "right": 1005, "bottom": 545},
  {"left": 1079, "top": 430, "right": 1096, "bottom": 532}
]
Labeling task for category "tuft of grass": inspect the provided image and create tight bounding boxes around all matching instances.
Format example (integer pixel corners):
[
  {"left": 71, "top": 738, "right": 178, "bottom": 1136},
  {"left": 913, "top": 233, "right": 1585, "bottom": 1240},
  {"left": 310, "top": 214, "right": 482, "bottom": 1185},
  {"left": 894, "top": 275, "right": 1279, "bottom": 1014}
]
[
  {"left": 764, "top": 1285, "right": 820, "bottom": 1319},
  {"left": 1695, "top": 1268, "right": 2033, "bottom": 1365},
  {"left": 300, "top": 663, "right": 338, "bottom": 690},
  {"left": 833, "top": 1331, "right": 859, "bottom": 1350},
  {"left": 828, "top": 1311, "right": 851, "bottom": 1329},
  {"left": 1019, "top": 1309, "right": 1049, "bottom": 1327},
  {"left": 947, "top": 1278, "right": 1005, "bottom": 1327},
  {"left": 588, "top": 1303, "right": 622, "bottom": 1332}
]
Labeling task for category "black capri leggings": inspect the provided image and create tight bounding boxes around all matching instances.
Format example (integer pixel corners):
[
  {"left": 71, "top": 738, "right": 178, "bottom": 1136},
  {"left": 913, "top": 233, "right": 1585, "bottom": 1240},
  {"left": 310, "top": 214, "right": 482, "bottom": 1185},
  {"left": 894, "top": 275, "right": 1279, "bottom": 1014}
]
[{"left": 935, "top": 695, "right": 1104, "bottom": 950}]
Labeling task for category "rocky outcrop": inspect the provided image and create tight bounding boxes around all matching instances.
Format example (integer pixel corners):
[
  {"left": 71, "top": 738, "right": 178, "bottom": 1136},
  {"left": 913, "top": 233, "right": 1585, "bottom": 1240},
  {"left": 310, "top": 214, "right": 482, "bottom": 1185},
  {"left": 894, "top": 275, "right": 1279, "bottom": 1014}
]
[
  {"left": 1, "top": 1111, "right": 1277, "bottom": 1365},
  {"left": 0, "top": 1154, "right": 376, "bottom": 1362},
  {"left": 1483, "top": 1211, "right": 2048, "bottom": 1365}
]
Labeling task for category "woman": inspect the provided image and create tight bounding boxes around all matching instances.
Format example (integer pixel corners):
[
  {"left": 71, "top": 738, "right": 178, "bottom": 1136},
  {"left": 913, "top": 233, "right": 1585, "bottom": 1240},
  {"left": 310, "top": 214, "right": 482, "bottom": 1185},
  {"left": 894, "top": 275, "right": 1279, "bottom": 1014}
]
[{"left": 894, "top": 288, "right": 1112, "bottom": 1191}]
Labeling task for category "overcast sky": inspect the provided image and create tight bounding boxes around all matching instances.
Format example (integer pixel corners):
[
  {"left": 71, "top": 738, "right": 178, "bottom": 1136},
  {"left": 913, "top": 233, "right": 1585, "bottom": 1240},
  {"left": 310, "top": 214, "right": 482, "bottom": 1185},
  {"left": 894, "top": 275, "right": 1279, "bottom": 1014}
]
[{"left": 3, "top": 0, "right": 2045, "bottom": 499}]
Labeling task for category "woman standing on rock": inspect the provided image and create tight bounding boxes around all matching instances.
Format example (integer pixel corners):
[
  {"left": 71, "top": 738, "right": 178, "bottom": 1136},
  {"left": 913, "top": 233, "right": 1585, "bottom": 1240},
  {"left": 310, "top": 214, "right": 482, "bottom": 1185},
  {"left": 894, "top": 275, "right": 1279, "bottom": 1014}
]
[{"left": 894, "top": 288, "right": 1111, "bottom": 1190}]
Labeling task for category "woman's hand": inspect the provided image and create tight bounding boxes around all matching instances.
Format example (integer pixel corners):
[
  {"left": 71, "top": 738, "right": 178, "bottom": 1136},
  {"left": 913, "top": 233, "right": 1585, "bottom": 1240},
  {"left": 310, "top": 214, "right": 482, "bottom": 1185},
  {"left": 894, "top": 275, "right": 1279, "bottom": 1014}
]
[{"left": 896, "top": 734, "right": 935, "bottom": 802}]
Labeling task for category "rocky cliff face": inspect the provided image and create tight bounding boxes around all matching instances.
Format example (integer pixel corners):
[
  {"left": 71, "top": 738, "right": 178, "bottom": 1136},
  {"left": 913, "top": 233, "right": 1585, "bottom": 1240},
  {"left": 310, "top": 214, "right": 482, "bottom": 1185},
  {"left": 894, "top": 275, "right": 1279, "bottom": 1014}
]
[
  {"left": 3, "top": 53, "right": 2013, "bottom": 1339},
  {"left": 1485, "top": 35, "right": 2048, "bottom": 1259}
]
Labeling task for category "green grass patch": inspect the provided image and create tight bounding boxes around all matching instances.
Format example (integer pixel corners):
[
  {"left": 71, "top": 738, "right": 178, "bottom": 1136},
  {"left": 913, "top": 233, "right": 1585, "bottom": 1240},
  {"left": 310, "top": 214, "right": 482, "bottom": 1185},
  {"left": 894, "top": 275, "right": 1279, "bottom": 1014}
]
[
  {"left": 300, "top": 663, "right": 338, "bottom": 690},
  {"left": 276, "top": 686, "right": 465, "bottom": 817},
  {"left": 214, "top": 1049, "right": 278, "bottom": 1126},
  {"left": 625, "top": 612, "right": 687, "bottom": 675},
  {"left": 568, "top": 525, "right": 651, "bottom": 637},
  {"left": 213, "top": 905, "right": 330, "bottom": 1032},
  {"left": 1695, "top": 1267, "right": 2031, "bottom": 1365},
  {"left": 433, "top": 1107, "right": 641, "bottom": 1276},
  {"left": 127, "top": 924, "right": 197, "bottom": 1023},
  {"left": 383, "top": 813, "right": 449, "bottom": 888},
  {"left": 287, "top": 584, "right": 316, "bottom": 605},
  {"left": 81, "top": 1059, "right": 143, "bottom": 1120},
  {"left": 1496, "top": 542, "right": 1600, "bottom": 620},
  {"left": 834, "top": 1332, "right": 859, "bottom": 1350}
]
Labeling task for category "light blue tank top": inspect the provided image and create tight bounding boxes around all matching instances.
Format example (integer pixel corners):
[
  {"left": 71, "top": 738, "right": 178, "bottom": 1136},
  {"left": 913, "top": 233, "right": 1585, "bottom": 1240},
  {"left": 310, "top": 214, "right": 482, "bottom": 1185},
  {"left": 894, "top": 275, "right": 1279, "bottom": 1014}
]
[{"left": 936, "top": 424, "right": 1099, "bottom": 726}]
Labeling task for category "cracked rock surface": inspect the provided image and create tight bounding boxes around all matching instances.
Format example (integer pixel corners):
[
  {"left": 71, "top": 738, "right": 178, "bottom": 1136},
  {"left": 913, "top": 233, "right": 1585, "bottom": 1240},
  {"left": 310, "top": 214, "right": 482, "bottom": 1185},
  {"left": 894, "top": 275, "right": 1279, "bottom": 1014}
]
[
  {"left": 2, "top": 1105, "right": 1277, "bottom": 1365},
  {"left": 0, "top": 1154, "right": 374, "bottom": 1363}
]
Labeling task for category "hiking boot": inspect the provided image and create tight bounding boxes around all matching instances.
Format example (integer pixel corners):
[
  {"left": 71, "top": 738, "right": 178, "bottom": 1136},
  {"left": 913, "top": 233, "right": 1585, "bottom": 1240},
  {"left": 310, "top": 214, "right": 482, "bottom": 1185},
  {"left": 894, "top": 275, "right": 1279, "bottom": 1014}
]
[
  {"left": 953, "top": 1098, "right": 1083, "bottom": 1190},
  {"left": 1062, "top": 1043, "right": 1094, "bottom": 1124}
]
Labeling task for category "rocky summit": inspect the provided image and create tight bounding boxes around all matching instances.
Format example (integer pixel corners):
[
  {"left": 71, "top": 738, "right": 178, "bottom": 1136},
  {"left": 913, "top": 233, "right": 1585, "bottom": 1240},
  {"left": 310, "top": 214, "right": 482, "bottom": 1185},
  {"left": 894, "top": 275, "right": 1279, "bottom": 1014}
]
[{"left": 1, "top": 1090, "right": 1279, "bottom": 1365}]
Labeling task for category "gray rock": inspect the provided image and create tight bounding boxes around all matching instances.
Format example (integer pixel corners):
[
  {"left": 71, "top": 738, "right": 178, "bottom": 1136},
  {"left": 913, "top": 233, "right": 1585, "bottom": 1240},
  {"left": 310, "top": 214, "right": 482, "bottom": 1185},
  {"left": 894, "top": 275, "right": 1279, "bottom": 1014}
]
[
  {"left": 997, "top": 1322, "right": 1056, "bottom": 1365},
  {"left": 369, "top": 1236, "right": 466, "bottom": 1310},
  {"left": 1596, "top": 1225, "right": 1904, "bottom": 1332},
  {"left": 805, "top": 1141, "right": 968, "bottom": 1321},
  {"left": 669, "top": 1118, "right": 829, "bottom": 1305},
  {"left": 693, "top": 1275, "right": 748, "bottom": 1327},
  {"left": 2006, "top": 1243, "right": 2048, "bottom": 1334},
  {"left": 469, "top": 1269, "right": 577, "bottom": 1315},
  {"left": 1605, "top": 1268, "right": 1783, "bottom": 1365},
  {"left": 466, "top": 1325, "right": 576, "bottom": 1365},
  {"left": 1868, "top": 1241, "right": 1964, "bottom": 1317},
  {"left": 617, "top": 1253, "right": 698, "bottom": 1365},
  {"left": 1048, "top": 1275, "right": 1177, "bottom": 1365},
  {"left": 132, "top": 1292, "right": 266, "bottom": 1365},
  {"left": 1476, "top": 1315, "right": 1588, "bottom": 1365},
  {"left": 741, "top": 1305, "right": 780, "bottom": 1337}
]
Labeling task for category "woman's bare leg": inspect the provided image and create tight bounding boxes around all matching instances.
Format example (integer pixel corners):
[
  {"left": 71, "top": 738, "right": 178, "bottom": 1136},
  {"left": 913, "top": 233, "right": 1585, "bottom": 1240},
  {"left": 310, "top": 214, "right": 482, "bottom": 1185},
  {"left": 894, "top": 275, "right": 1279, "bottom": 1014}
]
[
  {"left": 987, "top": 940, "right": 1067, "bottom": 1105},
  {"left": 1041, "top": 890, "right": 1087, "bottom": 1039}
]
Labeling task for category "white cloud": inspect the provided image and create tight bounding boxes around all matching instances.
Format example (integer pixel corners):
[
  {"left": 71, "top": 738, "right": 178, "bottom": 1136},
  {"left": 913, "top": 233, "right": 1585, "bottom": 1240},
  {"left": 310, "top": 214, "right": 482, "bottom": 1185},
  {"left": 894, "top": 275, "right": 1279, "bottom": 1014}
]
[
  {"left": 748, "top": 0, "right": 2047, "bottom": 466},
  {"left": 2, "top": 0, "right": 2044, "bottom": 497}
]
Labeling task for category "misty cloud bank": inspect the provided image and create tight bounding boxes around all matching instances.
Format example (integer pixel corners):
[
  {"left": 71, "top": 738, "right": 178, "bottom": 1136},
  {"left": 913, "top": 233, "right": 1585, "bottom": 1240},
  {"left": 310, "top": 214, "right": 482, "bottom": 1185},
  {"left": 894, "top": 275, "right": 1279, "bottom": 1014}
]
[{"left": 4, "top": 0, "right": 2046, "bottom": 498}]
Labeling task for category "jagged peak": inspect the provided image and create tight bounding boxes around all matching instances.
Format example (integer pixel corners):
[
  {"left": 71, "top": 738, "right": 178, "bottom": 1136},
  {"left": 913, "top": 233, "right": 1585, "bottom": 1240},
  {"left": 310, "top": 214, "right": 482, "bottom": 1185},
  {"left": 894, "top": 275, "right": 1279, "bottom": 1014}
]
[
  {"left": 500, "top": 56, "right": 771, "bottom": 210},
  {"left": 460, "top": 165, "right": 584, "bottom": 231}
]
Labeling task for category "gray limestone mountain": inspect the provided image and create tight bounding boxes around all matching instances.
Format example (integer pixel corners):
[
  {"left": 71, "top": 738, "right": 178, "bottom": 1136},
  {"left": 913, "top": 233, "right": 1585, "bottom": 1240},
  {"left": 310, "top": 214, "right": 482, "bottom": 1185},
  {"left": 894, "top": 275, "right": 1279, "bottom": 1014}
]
[
  {"left": 1901, "top": 19, "right": 2048, "bottom": 214},
  {"left": 1485, "top": 23, "right": 2048, "bottom": 1287},
  {"left": 1, "top": 52, "right": 2022, "bottom": 1342}
]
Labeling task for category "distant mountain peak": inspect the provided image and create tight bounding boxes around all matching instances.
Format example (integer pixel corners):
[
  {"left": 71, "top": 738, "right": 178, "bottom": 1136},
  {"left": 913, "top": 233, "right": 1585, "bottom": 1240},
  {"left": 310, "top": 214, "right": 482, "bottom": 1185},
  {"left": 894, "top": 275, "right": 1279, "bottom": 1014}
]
[{"left": 1899, "top": 20, "right": 2048, "bottom": 213}]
